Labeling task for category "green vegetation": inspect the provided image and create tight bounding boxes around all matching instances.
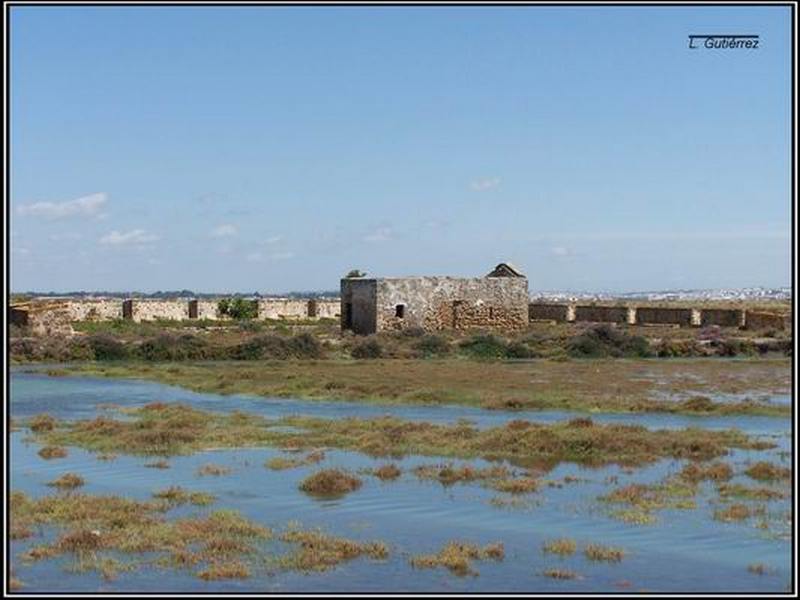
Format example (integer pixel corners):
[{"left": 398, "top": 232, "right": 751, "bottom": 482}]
[
  {"left": 152, "top": 486, "right": 216, "bottom": 507},
  {"left": 298, "top": 469, "right": 363, "bottom": 497},
  {"left": 275, "top": 524, "right": 388, "bottom": 572},
  {"left": 744, "top": 461, "right": 791, "bottom": 481},
  {"left": 265, "top": 450, "right": 325, "bottom": 471},
  {"left": 567, "top": 325, "right": 651, "bottom": 358},
  {"left": 584, "top": 543, "right": 626, "bottom": 562},
  {"left": 542, "top": 538, "right": 577, "bottom": 556},
  {"left": 372, "top": 464, "right": 402, "bottom": 480},
  {"left": 541, "top": 568, "right": 579, "bottom": 580},
  {"left": 31, "top": 404, "right": 773, "bottom": 471},
  {"left": 46, "top": 473, "right": 85, "bottom": 490},
  {"left": 51, "top": 357, "right": 790, "bottom": 417},
  {"left": 217, "top": 298, "right": 258, "bottom": 320},
  {"left": 409, "top": 541, "right": 504, "bottom": 576},
  {"left": 11, "top": 491, "right": 270, "bottom": 581}
]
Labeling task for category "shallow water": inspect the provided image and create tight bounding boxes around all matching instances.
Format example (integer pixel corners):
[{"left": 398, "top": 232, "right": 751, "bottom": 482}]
[{"left": 9, "top": 371, "right": 793, "bottom": 593}]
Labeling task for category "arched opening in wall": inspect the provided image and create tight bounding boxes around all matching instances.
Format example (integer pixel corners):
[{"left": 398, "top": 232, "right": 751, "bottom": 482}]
[
  {"left": 395, "top": 304, "right": 405, "bottom": 319},
  {"left": 122, "top": 300, "right": 133, "bottom": 320},
  {"left": 188, "top": 300, "right": 199, "bottom": 319}
]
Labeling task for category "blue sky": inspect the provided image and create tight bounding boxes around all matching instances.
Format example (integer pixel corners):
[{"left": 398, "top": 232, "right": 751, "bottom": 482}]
[{"left": 9, "top": 6, "right": 792, "bottom": 293}]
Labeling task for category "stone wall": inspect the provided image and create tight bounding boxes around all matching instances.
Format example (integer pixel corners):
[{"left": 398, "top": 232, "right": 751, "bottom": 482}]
[
  {"left": 529, "top": 303, "right": 570, "bottom": 323},
  {"left": 64, "top": 299, "right": 123, "bottom": 321},
  {"left": 315, "top": 300, "right": 341, "bottom": 319},
  {"left": 700, "top": 308, "right": 744, "bottom": 328},
  {"left": 257, "top": 299, "right": 310, "bottom": 320},
  {"left": 574, "top": 305, "right": 630, "bottom": 324},
  {"left": 131, "top": 300, "right": 189, "bottom": 322},
  {"left": 354, "top": 276, "right": 529, "bottom": 333},
  {"left": 744, "top": 311, "right": 787, "bottom": 331},
  {"left": 635, "top": 307, "right": 693, "bottom": 327}
]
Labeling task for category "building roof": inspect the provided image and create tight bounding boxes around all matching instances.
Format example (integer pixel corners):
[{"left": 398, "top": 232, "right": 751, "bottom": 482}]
[{"left": 486, "top": 262, "right": 525, "bottom": 278}]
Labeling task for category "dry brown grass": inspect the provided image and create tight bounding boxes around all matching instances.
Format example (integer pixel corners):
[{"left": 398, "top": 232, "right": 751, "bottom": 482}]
[
  {"left": 678, "top": 461, "right": 734, "bottom": 483},
  {"left": 276, "top": 524, "right": 388, "bottom": 572},
  {"left": 38, "top": 446, "right": 67, "bottom": 460},
  {"left": 714, "top": 503, "right": 758, "bottom": 522},
  {"left": 542, "top": 538, "right": 577, "bottom": 556},
  {"left": 196, "top": 463, "right": 232, "bottom": 477},
  {"left": 197, "top": 560, "right": 250, "bottom": 581},
  {"left": 744, "top": 461, "right": 791, "bottom": 481},
  {"left": 409, "top": 540, "right": 505, "bottom": 577},
  {"left": 299, "top": 469, "right": 363, "bottom": 497},
  {"left": 152, "top": 486, "right": 216, "bottom": 507},
  {"left": 584, "top": 544, "right": 625, "bottom": 562},
  {"left": 541, "top": 568, "right": 579, "bottom": 580},
  {"left": 373, "top": 464, "right": 402, "bottom": 480},
  {"left": 46, "top": 473, "right": 85, "bottom": 490},
  {"left": 265, "top": 450, "right": 325, "bottom": 471},
  {"left": 29, "top": 414, "right": 57, "bottom": 433}
]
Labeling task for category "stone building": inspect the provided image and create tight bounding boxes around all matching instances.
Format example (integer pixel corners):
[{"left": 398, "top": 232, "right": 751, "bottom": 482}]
[{"left": 340, "top": 263, "right": 529, "bottom": 335}]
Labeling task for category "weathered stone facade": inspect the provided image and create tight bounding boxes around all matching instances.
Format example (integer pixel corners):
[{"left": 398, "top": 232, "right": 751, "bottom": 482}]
[
  {"left": 635, "top": 307, "right": 693, "bottom": 327},
  {"left": 574, "top": 305, "right": 631, "bottom": 324},
  {"left": 745, "top": 311, "right": 788, "bottom": 331},
  {"left": 528, "top": 303, "right": 571, "bottom": 323},
  {"left": 700, "top": 308, "right": 745, "bottom": 328},
  {"left": 341, "top": 264, "right": 529, "bottom": 335}
]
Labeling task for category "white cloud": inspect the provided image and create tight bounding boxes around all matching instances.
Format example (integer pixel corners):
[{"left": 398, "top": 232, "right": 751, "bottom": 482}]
[
  {"left": 99, "top": 229, "right": 159, "bottom": 245},
  {"left": 550, "top": 246, "right": 573, "bottom": 257},
  {"left": 262, "top": 235, "right": 283, "bottom": 245},
  {"left": 469, "top": 177, "right": 500, "bottom": 192},
  {"left": 363, "top": 227, "right": 393, "bottom": 243},
  {"left": 18, "top": 192, "right": 108, "bottom": 219},
  {"left": 210, "top": 224, "right": 238, "bottom": 238}
]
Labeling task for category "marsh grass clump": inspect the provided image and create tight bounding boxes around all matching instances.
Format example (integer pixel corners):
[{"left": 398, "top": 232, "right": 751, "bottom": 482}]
[
  {"left": 748, "top": 563, "right": 771, "bottom": 576},
  {"left": 542, "top": 538, "right": 577, "bottom": 556},
  {"left": 144, "top": 459, "right": 171, "bottom": 469},
  {"left": 745, "top": 461, "right": 790, "bottom": 482},
  {"left": 373, "top": 464, "right": 402, "bottom": 480},
  {"left": 265, "top": 450, "right": 325, "bottom": 471},
  {"left": 599, "top": 475, "right": 698, "bottom": 524},
  {"left": 299, "top": 469, "right": 362, "bottom": 497},
  {"left": 679, "top": 461, "right": 733, "bottom": 483},
  {"left": 413, "top": 463, "right": 511, "bottom": 487},
  {"left": 717, "top": 484, "right": 786, "bottom": 501},
  {"left": 12, "top": 491, "right": 270, "bottom": 579},
  {"left": 152, "top": 486, "right": 216, "bottom": 507},
  {"left": 409, "top": 540, "right": 505, "bottom": 577},
  {"left": 47, "top": 473, "right": 85, "bottom": 490},
  {"left": 490, "top": 477, "right": 538, "bottom": 494},
  {"left": 276, "top": 525, "right": 388, "bottom": 572},
  {"left": 584, "top": 543, "right": 625, "bottom": 562},
  {"left": 29, "top": 414, "right": 57, "bottom": 433},
  {"left": 567, "top": 325, "right": 651, "bottom": 358},
  {"left": 542, "top": 568, "right": 579, "bottom": 580},
  {"left": 196, "top": 464, "right": 232, "bottom": 477},
  {"left": 714, "top": 503, "right": 758, "bottom": 522},
  {"left": 38, "top": 446, "right": 68, "bottom": 460},
  {"left": 197, "top": 560, "right": 251, "bottom": 581}
]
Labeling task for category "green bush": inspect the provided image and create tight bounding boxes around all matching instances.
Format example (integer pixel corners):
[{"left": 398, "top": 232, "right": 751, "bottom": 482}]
[
  {"left": 566, "top": 325, "right": 651, "bottom": 358},
  {"left": 413, "top": 335, "right": 451, "bottom": 358},
  {"left": 87, "top": 334, "right": 129, "bottom": 361},
  {"left": 458, "top": 334, "right": 509, "bottom": 359},
  {"left": 231, "top": 333, "right": 323, "bottom": 360},
  {"left": 136, "top": 334, "right": 211, "bottom": 361},
  {"left": 351, "top": 338, "right": 383, "bottom": 359},
  {"left": 505, "top": 342, "right": 534, "bottom": 359},
  {"left": 218, "top": 298, "right": 259, "bottom": 320}
]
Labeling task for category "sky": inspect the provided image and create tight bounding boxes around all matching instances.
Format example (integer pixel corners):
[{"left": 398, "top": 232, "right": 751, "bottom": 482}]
[{"left": 9, "top": 5, "right": 792, "bottom": 294}]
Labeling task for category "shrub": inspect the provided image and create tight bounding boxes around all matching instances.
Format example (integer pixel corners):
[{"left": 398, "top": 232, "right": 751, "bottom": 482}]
[
  {"left": 505, "top": 342, "right": 534, "bottom": 359},
  {"left": 136, "top": 334, "right": 211, "bottom": 361},
  {"left": 351, "top": 338, "right": 383, "bottom": 359},
  {"left": 566, "top": 325, "right": 651, "bottom": 358},
  {"left": 413, "top": 335, "right": 451, "bottom": 358},
  {"left": 218, "top": 298, "right": 258, "bottom": 320},
  {"left": 458, "top": 334, "right": 509, "bottom": 359},
  {"left": 299, "top": 469, "right": 362, "bottom": 497},
  {"left": 231, "top": 333, "right": 322, "bottom": 360},
  {"left": 87, "top": 334, "right": 128, "bottom": 361}
]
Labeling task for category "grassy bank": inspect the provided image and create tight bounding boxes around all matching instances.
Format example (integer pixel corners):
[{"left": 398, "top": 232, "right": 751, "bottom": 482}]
[
  {"left": 48, "top": 357, "right": 791, "bottom": 417},
  {"left": 26, "top": 403, "right": 773, "bottom": 468}
]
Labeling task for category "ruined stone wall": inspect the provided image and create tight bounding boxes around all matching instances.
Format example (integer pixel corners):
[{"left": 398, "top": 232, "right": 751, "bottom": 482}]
[
  {"left": 574, "top": 305, "right": 630, "bottom": 324},
  {"left": 64, "top": 299, "right": 123, "bottom": 321},
  {"left": 529, "top": 303, "right": 570, "bottom": 323},
  {"left": 635, "top": 307, "right": 693, "bottom": 327},
  {"left": 341, "top": 279, "right": 378, "bottom": 334},
  {"left": 700, "top": 308, "right": 744, "bottom": 328},
  {"left": 196, "top": 300, "right": 221, "bottom": 320},
  {"left": 257, "top": 299, "right": 310, "bottom": 320},
  {"left": 315, "top": 300, "right": 341, "bottom": 319},
  {"left": 131, "top": 300, "right": 190, "bottom": 322},
  {"left": 373, "top": 277, "right": 529, "bottom": 333},
  {"left": 744, "top": 311, "right": 787, "bottom": 331}
]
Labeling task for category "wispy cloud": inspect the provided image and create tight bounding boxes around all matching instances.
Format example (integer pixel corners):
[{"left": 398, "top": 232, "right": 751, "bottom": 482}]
[
  {"left": 210, "top": 224, "right": 238, "bottom": 238},
  {"left": 18, "top": 192, "right": 108, "bottom": 219},
  {"left": 363, "top": 226, "right": 393, "bottom": 243},
  {"left": 99, "top": 229, "right": 159, "bottom": 245},
  {"left": 262, "top": 235, "right": 283, "bottom": 245},
  {"left": 469, "top": 177, "right": 500, "bottom": 192}
]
